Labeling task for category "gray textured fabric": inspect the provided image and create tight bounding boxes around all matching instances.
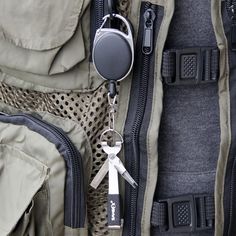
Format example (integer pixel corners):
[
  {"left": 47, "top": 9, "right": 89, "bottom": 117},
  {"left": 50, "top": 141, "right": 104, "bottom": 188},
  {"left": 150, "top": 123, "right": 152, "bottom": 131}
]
[
  {"left": 165, "top": 0, "right": 217, "bottom": 48},
  {"left": 155, "top": 0, "right": 220, "bottom": 235}
]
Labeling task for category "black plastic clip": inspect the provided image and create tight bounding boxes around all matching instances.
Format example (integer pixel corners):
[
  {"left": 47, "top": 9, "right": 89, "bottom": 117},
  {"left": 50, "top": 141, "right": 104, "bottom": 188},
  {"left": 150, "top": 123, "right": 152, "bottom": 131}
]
[
  {"left": 162, "top": 47, "right": 219, "bottom": 85},
  {"left": 158, "top": 194, "right": 214, "bottom": 233}
]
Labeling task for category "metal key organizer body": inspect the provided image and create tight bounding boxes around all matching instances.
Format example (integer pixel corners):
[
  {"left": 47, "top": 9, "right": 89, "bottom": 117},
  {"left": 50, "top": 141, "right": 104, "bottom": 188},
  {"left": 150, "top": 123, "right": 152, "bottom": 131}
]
[{"left": 91, "top": 12, "right": 136, "bottom": 229}]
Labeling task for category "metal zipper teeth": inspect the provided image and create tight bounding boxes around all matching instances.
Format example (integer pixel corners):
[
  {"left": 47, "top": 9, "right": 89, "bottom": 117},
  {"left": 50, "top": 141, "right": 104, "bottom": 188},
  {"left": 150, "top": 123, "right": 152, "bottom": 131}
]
[
  {"left": 6, "top": 114, "right": 85, "bottom": 228},
  {"left": 95, "top": 0, "right": 105, "bottom": 29},
  {"left": 90, "top": 0, "right": 104, "bottom": 61},
  {"left": 124, "top": 2, "right": 157, "bottom": 235}
]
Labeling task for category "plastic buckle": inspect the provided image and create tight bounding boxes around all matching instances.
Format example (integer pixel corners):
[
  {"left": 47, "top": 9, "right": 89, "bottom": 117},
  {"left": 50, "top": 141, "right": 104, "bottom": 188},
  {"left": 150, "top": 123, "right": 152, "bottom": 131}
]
[
  {"left": 169, "top": 48, "right": 203, "bottom": 85},
  {"left": 159, "top": 194, "right": 213, "bottom": 233}
]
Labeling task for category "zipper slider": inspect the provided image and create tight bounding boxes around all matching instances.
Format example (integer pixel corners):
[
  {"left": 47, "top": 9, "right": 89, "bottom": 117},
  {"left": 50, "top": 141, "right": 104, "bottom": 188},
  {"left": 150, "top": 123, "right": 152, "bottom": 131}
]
[{"left": 142, "top": 9, "right": 156, "bottom": 55}]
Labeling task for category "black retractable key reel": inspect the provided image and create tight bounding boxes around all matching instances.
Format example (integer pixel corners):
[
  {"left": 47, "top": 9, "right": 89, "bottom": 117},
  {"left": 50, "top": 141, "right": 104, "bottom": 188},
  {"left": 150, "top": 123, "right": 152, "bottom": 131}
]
[
  {"left": 92, "top": 14, "right": 134, "bottom": 82},
  {"left": 92, "top": 7, "right": 136, "bottom": 230}
]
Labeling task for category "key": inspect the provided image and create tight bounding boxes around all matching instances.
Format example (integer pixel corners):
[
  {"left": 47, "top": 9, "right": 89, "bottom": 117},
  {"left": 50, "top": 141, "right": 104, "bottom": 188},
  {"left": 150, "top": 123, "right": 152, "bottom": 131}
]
[
  {"left": 90, "top": 158, "right": 109, "bottom": 189},
  {"left": 101, "top": 141, "right": 138, "bottom": 229},
  {"left": 90, "top": 142, "right": 138, "bottom": 189},
  {"left": 108, "top": 153, "right": 138, "bottom": 189},
  {"left": 108, "top": 156, "right": 120, "bottom": 229},
  {"left": 90, "top": 128, "right": 138, "bottom": 228},
  {"left": 102, "top": 141, "right": 122, "bottom": 229}
]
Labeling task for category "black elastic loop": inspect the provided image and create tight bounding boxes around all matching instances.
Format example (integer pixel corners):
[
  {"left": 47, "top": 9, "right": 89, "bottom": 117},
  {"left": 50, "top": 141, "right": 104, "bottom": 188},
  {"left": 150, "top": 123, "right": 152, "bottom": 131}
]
[{"left": 151, "top": 202, "right": 168, "bottom": 228}]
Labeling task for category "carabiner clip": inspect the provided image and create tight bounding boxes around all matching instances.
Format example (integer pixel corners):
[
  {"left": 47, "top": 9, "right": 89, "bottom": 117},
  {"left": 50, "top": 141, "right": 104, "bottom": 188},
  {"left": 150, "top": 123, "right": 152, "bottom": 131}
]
[{"left": 108, "top": 0, "right": 116, "bottom": 20}]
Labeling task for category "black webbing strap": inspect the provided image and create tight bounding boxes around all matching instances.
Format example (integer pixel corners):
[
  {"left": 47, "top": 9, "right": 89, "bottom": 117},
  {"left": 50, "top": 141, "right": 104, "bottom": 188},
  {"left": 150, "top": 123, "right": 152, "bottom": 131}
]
[
  {"left": 162, "top": 47, "right": 219, "bottom": 85},
  {"left": 151, "top": 194, "right": 215, "bottom": 233}
]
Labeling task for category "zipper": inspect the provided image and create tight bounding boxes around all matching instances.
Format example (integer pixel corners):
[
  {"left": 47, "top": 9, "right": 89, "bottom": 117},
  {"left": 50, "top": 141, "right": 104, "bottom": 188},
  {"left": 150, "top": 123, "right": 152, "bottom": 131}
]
[
  {"left": 142, "top": 8, "right": 156, "bottom": 55},
  {"left": 228, "top": 158, "right": 236, "bottom": 234},
  {"left": 225, "top": 1, "right": 236, "bottom": 235},
  {"left": 90, "top": 0, "right": 105, "bottom": 61},
  {"left": 95, "top": 0, "right": 105, "bottom": 30},
  {"left": 0, "top": 113, "right": 85, "bottom": 228},
  {"left": 123, "top": 3, "right": 157, "bottom": 235}
]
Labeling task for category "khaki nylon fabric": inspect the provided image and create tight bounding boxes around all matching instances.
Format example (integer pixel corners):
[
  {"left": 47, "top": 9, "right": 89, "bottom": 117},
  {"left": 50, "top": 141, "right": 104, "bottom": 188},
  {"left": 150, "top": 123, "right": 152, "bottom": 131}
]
[
  {"left": 0, "top": 0, "right": 230, "bottom": 236},
  {"left": 0, "top": 144, "right": 49, "bottom": 236},
  {"left": 0, "top": 103, "right": 92, "bottom": 235},
  {"left": 211, "top": 0, "right": 231, "bottom": 236},
  {"left": 0, "top": 124, "right": 63, "bottom": 235},
  {"left": 0, "top": 0, "right": 104, "bottom": 92},
  {"left": 0, "top": 82, "right": 112, "bottom": 235},
  {"left": 0, "top": 0, "right": 91, "bottom": 74},
  {"left": 0, "top": 0, "right": 85, "bottom": 50}
]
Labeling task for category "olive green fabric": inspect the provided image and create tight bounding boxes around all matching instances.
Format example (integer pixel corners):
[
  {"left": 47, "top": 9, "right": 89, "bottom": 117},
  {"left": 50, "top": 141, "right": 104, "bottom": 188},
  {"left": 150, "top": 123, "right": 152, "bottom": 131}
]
[
  {"left": 0, "top": 102, "right": 93, "bottom": 188},
  {"left": 0, "top": 23, "right": 84, "bottom": 75},
  {"left": 0, "top": 144, "right": 49, "bottom": 235},
  {"left": 0, "top": 0, "right": 86, "bottom": 50},
  {"left": 11, "top": 185, "right": 53, "bottom": 236},
  {"left": 0, "top": 0, "right": 231, "bottom": 236},
  {"left": 41, "top": 112, "right": 93, "bottom": 189},
  {"left": 64, "top": 226, "right": 88, "bottom": 236},
  {"left": 0, "top": 0, "right": 89, "bottom": 72},
  {"left": 0, "top": 122, "right": 66, "bottom": 235},
  {"left": 0, "top": 0, "right": 104, "bottom": 92},
  {"left": 0, "top": 104, "right": 92, "bottom": 235},
  {"left": 211, "top": 1, "right": 231, "bottom": 236}
]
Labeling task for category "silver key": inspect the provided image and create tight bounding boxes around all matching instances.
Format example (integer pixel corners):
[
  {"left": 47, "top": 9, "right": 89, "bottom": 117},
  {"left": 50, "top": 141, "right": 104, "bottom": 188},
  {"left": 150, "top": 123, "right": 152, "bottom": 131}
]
[
  {"left": 108, "top": 153, "right": 138, "bottom": 189},
  {"left": 102, "top": 140, "right": 121, "bottom": 229},
  {"left": 101, "top": 141, "right": 138, "bottom": 189},
  {"left": 90, "top": 158, "right": 109, "bottom": 189},
  {"left": 101, "top": 140, "right": 137, "bottom": 229},
  {"left": 90, "top": 140, "right": 138, "bottom": 189},
  {"left": 90, "top": 131, "right": 138, "bottom": 229}
]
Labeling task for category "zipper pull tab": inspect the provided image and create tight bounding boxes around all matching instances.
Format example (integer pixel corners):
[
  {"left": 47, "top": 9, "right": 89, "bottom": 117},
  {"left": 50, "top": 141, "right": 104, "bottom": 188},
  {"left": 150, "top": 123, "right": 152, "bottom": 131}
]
[{"left": 142, "top": 8, "right": 156, "bottom": 55}]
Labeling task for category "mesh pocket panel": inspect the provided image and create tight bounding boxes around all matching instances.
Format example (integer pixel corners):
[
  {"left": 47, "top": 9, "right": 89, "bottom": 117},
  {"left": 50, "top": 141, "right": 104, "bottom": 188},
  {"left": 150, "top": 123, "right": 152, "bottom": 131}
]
[
  {"left": 50, "top": 85, "right": 112, "bottom": 235},
  {"left": 0, "top": 83, "right": 58, "bottom": 113},
  {"left": 0, "top": 82, "right": 113, "bottom": 235}
]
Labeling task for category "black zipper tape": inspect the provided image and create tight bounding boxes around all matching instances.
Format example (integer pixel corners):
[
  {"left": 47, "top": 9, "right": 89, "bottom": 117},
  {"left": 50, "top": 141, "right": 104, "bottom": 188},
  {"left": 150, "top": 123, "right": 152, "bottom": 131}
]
[
  {"left": 90, "top": 0, "right": 104, "bottom": 61},
  {"left": 90, "top": 0, "right": 111, "bottom": 61},
  {"left": 223, "top": 1, "right": 236, "bottom": 235},
  {"left": 0, "top": 113, "right": 85, "bottom": 228},
  {"left": 123, "top": 2, "right": 164, "bottom": 235}
]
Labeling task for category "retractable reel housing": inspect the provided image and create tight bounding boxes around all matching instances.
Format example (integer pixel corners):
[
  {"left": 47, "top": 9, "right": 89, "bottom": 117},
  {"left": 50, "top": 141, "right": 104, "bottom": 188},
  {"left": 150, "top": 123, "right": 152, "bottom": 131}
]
[{"left": 92, "top": 14, "right": 134, "bottom": 81}]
